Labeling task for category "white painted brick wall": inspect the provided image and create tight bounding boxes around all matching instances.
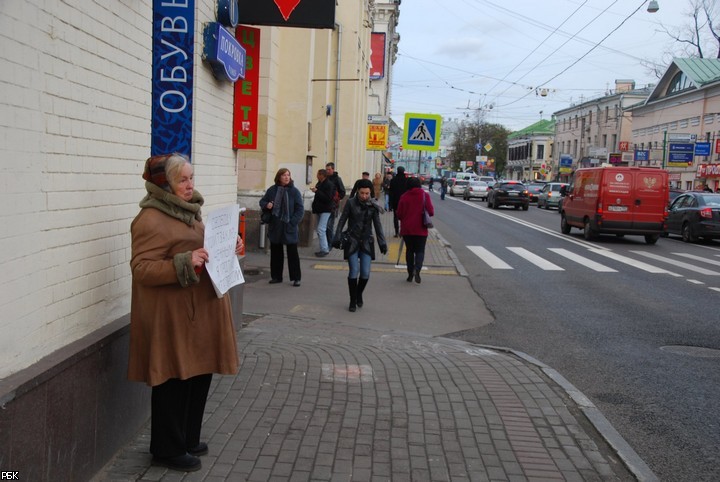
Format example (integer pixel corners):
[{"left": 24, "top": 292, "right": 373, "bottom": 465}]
[{"left": 0, "top": 0, "right": 239, "bottom": 378}]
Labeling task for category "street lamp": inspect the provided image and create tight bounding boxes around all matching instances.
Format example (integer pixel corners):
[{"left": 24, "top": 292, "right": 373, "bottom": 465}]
[{"left": 647, "top": 1, "right": 659, "bottom": 13}]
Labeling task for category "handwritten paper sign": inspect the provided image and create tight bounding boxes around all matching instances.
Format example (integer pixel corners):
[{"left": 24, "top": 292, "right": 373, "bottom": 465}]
[{"left": 204, "top": 204, "right": 244, "bottom": 297}]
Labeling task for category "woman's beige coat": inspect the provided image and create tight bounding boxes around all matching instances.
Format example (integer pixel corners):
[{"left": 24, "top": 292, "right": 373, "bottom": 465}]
[{"left": 128, "top": 201, "right": 239, "bottom": 386}]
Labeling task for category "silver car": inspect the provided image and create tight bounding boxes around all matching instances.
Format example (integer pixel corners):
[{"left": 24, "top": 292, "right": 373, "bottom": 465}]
[
  {"left": 463, "top": 181, "right": 489, "bottom": 201},
  {"left": 537, "top": 182, "right": 568, "bottom": 210},
  {"left": 449, "top": 179, "right": 469, "bottom": 197}
]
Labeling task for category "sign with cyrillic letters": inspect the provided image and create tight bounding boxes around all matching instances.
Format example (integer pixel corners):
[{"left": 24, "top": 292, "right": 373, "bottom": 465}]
[
  {"left": 152, "top": 0, "right": 195, "bottom": 156},
  {"left": 233, "top": 26, "right": 260, "bottom": 149}
]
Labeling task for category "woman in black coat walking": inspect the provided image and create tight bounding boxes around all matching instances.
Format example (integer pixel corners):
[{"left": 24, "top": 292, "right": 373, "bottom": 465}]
[
  {"left": 259, "top": 168, "right": 305, "bottom": 286},
  {"left": 332, "top": 179, "right": 387, "bottom": 312}
]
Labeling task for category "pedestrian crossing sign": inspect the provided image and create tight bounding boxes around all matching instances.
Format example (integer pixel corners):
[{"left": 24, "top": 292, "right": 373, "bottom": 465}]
[{"left": 403, "top": 113, "right": 442, "bottom": 151}]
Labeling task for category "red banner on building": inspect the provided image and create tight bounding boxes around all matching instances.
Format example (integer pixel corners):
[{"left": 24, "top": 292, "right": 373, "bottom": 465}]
[
  {"left": 233, "top": 26, "right": 260, "bottom": 150},
  {"left": 370, "top": 33, "right": 386, "bottom": 80},
  {"left": 715, "top": 138, "right": 720, "bottom": 154},
  {"left": 696, "top": 164, "right": 720, "bottom": 178}
]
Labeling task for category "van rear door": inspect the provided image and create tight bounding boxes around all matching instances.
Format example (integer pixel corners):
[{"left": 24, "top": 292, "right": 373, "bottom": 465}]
[
  {"left": 631, "top": 170, "right": 667, "bottom": 231},
  {"left": 599, "top": 170, "right": 635, "bottom": 230}
]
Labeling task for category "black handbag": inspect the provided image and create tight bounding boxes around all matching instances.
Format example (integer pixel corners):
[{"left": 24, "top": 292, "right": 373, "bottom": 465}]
[{"left": 260, "top": 210, "right": 272, "bottom": 224}]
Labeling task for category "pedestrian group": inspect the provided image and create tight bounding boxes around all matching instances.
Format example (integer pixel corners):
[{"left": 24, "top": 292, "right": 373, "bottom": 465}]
[{"left": 127, "top": 154, "right": 435, "bottom": 473}]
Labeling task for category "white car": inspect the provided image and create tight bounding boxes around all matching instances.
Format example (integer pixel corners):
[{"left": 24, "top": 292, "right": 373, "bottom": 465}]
[
  {"left": 463, "top": 181, "right": 489, "bottom": 201},
  {"left": 449, "top": 179, "right": 469, "bottom": 196}
]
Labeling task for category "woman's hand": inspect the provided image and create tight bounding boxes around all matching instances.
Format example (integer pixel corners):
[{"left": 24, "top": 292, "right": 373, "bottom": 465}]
[
  {"left": 191, "top": 248, "right": 209, "bottom": 268},
  {"left": 266, "top": 201, "right": 273, "bottom": 210},
  {"left": 235, "top": 236, "right": 244, "bottom": 255}
]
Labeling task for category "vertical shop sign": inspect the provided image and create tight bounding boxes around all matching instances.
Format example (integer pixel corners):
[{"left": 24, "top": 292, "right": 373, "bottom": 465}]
[
  {"left": 151, "top": 0, "right": 195, "bottom": 156},
  {"left": 233, "top": 26, "right": 260, "bottom": 149},
  {"left": 369, "top": 33, "right": 386, "bottom": 80}
]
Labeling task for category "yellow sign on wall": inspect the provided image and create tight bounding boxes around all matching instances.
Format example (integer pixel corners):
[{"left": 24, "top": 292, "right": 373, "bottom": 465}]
[{"left": 367, "top": 123, "right": 388, "bottom": 150}]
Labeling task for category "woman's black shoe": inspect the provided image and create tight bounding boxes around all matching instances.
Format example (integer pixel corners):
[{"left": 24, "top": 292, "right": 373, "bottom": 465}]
[
  {"left": 187, "top": 442, "right": 208, "bottom": 456},
  {"left": 414, "top": 271, "right": 422, "bottom": 284},
  {"left": 292, "top": 280, "right": 301, "bottom": 287},
  {"left": 268, "top": 279, "right": 282, "bottom": 284},
  {"left": 152, "top": 454, "right": 201, "bottom": 472},
  {"left": 406, "top": 273, "right": 413, "bottom": 282}
]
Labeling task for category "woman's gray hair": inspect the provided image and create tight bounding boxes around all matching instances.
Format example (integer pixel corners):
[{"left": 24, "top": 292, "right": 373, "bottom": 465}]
[{"left": 164, "top": 153, "right": 191, "bottom": 190}]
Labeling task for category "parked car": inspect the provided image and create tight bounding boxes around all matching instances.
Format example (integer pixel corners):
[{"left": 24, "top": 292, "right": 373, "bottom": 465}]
[
  {"left": 665, "top": 192, "right": 720, "bottom": 242},
  {"left": 526, "top": 182, "right": 546, "bottom": 203},
  {"left": 463, "top": 181, "right": 489, "bottom": 201},
  {"left": 537, "top": 182, "right": 568, "bottom": 210},
  {"left": 449, "top": 179, "right": 469, "bottom": 196},
  {"left": 487, "top": 181, "right": 529, "bottom": 210}
]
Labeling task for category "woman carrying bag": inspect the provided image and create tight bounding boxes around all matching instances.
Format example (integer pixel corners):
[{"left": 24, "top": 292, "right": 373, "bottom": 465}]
[
  {"left": 332, "top": 179, "right": 387, "bottom": 312},
  {"left": 396, "top": 176, "right": 434, "bottom": 283},
  {"left": 259, "top": 168, "right": 305, "bottom": 286}
]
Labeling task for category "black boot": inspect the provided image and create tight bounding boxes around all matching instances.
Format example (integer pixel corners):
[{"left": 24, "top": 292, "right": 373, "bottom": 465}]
[
  {"left": 356, "top": 278, "right": 368, "bottom": 308},
  {"left": 348, "top": 278, "right": 358, "bottom": 312}
]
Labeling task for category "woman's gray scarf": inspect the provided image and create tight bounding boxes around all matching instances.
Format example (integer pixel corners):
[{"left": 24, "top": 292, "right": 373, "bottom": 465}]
[
  {"left": 139, "top": 181, "right": 204, "bottom": 226},
  {"left": 272, "top": 185, "right": 291, "bottom": 223}
]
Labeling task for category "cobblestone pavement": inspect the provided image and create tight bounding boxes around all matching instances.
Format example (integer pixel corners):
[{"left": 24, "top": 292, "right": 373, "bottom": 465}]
[{"left": 95, "top": 316, "right": 637, "bottom": 481}]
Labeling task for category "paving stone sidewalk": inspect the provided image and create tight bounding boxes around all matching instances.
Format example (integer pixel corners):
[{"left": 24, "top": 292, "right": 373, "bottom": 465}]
[{"left": 94, "top": 315, "right": 636, "bottom": 481}]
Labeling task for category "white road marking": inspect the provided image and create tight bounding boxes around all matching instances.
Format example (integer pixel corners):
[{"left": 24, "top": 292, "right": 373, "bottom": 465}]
[
  {"left": 467, "top": 246, "right": 513, "bottom": 269},
  {"left": 631, "top": 251, "right": 720, "bottom": 276},
  {"left": 588, "top": 248, "right": 682, "bottom": 276},
  {"left": 548, "top": 248, "right": 617, "bottom": 272},
  {"left": 673, "top": 252, "right": 720, "bottom": 268},
  {"left": 507, "top": 247, "right": 564, "bottom": 270}
]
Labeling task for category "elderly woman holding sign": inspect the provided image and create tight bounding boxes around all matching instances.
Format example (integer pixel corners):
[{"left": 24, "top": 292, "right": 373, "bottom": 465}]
[{"left": 128, "top": 153, "right": 242, "bottom": 472}]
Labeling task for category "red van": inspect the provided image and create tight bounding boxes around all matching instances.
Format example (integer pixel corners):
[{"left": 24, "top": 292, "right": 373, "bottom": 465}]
[{"left": 560, "top": 166, "right": 668, "bottom": 244}]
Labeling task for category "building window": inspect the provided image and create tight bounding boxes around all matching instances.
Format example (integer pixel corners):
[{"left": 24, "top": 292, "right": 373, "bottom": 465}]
[
  {"left": 602, "top": 134, "right": 607, "bottom": 147},
  {"left": 605, "top": 106, "right": 609, "bottom": 122},
  {"left": 537, "top": 144, "right": 545, "bottom": 159},
  {"left": 611, "top": 134, "right": 617, "bottom": 150},
  {"left": 667, "top": 71, "right": 693, "bottom": 95}
]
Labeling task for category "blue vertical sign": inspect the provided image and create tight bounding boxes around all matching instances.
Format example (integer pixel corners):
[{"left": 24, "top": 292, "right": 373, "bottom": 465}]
[{"left": 152, "top": 0, "right": 195, "bottom": 156}]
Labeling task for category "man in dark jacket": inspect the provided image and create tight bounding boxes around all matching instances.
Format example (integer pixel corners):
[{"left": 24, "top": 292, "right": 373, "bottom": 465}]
[
  {"left": 325, "top": 162, "right": 346, "bottom": 249},
  {"left": 388, "top": 166, "right": 408, "bottom": 237},
  {"left": 310, "top": 169, "right": 336, "bottom": 257}
]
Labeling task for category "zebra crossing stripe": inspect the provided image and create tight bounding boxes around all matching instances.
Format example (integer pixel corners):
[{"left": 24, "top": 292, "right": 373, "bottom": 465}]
[
  {"left": 548, "top": 248, "right": 617, "bottom": 272},
  {"left": 467, "top": 246, "right": 513, "bottom": 269},
  {"left": 631, "top": 251, "right": 720, "bottom": 276},
  {"left": 507, "top": 247, "right": 564, "bottom": 270},
  {"left": 673, "top": 252, "right": 720, "bottom": 268},
  {"left": 588, "top": 248, "right": 682, "bottom": 276}
]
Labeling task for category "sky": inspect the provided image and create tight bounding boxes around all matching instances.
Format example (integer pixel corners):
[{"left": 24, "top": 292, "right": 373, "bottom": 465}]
[{"left": 389, "top": 0, "right": 697, "bottom": 132}]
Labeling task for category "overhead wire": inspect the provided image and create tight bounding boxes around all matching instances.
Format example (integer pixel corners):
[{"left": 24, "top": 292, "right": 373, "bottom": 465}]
[
  {"left": 495, "top": 0, "right": 655, "bottom": 109},
  {"left": 482, "top": 0, "right": 591, "bottom": 100},
  {"left": 489, "top": 0, "right": 619, "bottom": 104}
]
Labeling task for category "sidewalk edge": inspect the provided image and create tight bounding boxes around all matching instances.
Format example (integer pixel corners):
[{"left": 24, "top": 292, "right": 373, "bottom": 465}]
[
  {"left": 432, "top": 229, "right": 468, "bottom": 277},
  {"left": 459, "top": 341, "right": 659, "bottom": 482}
]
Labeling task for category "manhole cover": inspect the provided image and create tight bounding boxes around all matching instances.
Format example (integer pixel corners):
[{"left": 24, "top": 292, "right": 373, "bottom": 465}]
[
  {"left": 243, "top": 268, "right": 263, "bottom": 276},
  {"left": 660, "top": 345, "right": 720, "bottom": 358}
]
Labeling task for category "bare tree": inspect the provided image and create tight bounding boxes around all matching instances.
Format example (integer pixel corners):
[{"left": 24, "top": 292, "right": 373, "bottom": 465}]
[
  {"left": 642, "top": 0, "right": 720, "bottom": 77},
  {"left": 657, "top": 0, "right": 719, "bottom": 58}
]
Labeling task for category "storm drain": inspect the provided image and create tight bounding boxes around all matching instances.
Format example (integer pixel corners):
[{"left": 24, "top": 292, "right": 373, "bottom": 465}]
[{"left": 660, "top": 345, "right": 720, "bottom": 358}]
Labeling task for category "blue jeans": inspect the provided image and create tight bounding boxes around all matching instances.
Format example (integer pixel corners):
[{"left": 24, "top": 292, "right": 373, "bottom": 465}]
[
  {"left": 384, "top": 193, "right": 390, "bottom": 211},
  {"left": 316, "top": 212, "right": 331, "bottom": 253},
  {"left": 347, "top": 250, "right": 371, "bottom": 279}
]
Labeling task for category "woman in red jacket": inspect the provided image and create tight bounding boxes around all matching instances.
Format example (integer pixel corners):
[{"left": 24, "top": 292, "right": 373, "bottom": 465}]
[{"left": 396, "top": 176, "right": 434, "bottom": 283}]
